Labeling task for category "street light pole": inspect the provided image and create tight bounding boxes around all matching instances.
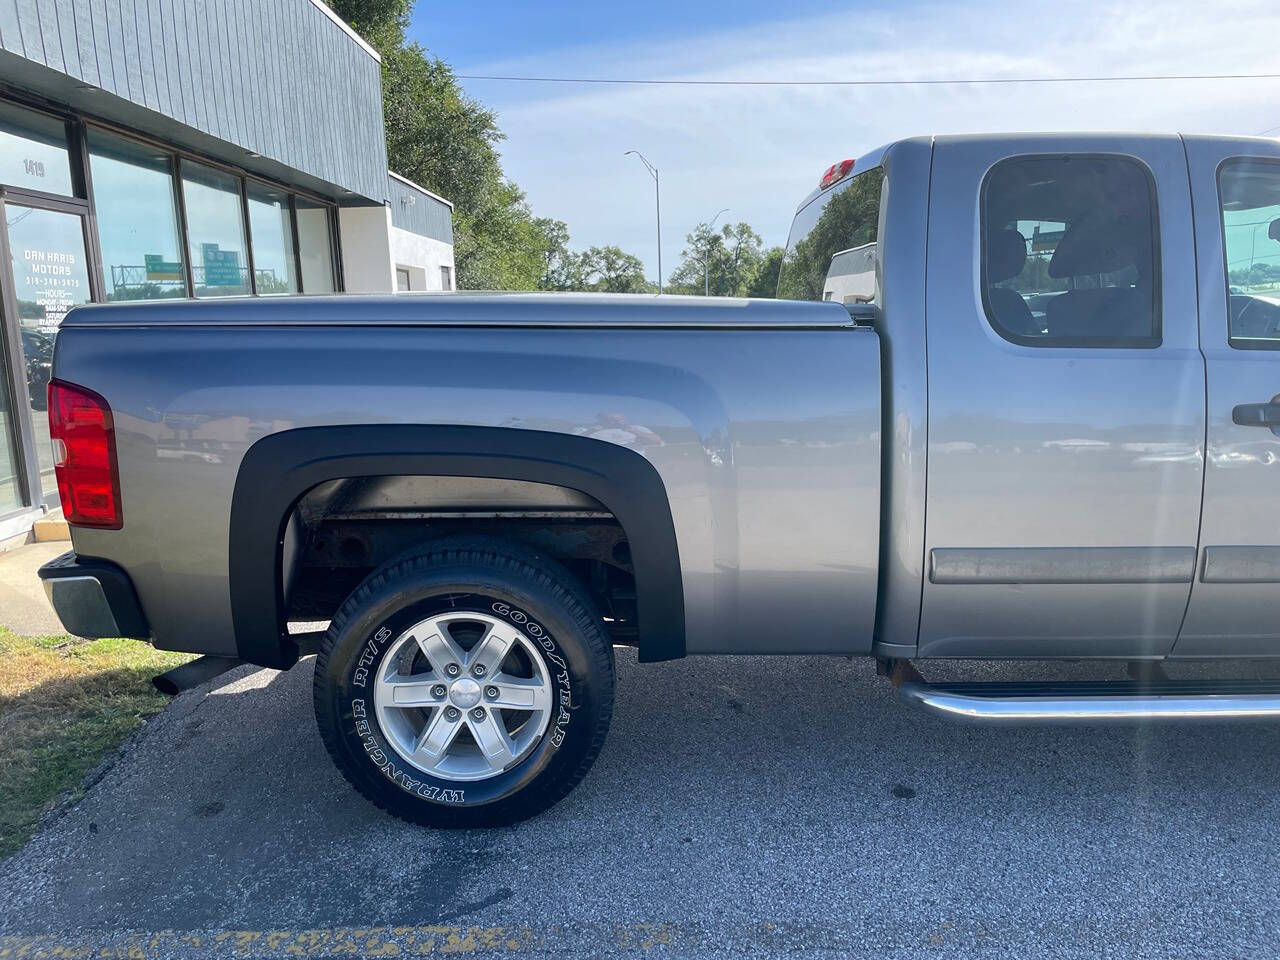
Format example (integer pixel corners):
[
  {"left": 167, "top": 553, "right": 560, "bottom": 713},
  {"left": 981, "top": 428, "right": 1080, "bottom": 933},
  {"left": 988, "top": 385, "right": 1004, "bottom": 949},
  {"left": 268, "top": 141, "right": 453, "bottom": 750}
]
[
  {"left": 704, "top": 207, "right": 729, "bottom": 296},
  {"left": 625, "top": 150, "right": 662, "bottom": 294}
]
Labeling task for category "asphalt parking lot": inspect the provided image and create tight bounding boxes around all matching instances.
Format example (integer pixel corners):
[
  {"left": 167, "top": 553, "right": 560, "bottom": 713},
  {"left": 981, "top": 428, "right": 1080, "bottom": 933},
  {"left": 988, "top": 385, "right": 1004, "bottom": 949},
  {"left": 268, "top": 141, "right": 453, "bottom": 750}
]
[{"left": 2, "top": 649, "right": 1280, "bottom": 959}]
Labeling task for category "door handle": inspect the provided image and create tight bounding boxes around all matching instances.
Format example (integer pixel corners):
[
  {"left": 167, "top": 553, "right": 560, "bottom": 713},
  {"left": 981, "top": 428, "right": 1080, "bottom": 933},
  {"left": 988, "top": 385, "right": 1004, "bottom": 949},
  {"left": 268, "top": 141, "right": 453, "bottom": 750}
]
[{"left": 1232, "top": 402, "right": 1280, "bottom": 427}]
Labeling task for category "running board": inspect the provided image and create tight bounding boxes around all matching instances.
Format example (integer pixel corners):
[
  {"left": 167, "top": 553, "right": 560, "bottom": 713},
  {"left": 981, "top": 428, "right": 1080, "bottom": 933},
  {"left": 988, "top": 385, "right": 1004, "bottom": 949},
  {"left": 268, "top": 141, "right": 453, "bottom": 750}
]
[{"left": 890, "top": 667, "right": 1280, "bottom": 722}]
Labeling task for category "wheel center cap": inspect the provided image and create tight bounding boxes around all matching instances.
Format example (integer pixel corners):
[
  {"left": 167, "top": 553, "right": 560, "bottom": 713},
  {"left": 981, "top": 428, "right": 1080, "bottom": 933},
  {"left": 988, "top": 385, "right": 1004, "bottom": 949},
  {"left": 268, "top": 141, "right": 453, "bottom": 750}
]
[{"left": 449, "top": 677, "right": 482, "bottom": 709}]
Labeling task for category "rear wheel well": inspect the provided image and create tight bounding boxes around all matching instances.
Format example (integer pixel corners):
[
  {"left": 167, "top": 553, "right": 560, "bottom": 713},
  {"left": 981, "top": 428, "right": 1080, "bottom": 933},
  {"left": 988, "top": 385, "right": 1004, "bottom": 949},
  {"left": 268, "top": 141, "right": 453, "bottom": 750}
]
[
  {"left": 230, "top": 424, "right": 684, "bottom": 668},
  {"left": 284, "top": 475, "right": 639, "bottom": 645}
]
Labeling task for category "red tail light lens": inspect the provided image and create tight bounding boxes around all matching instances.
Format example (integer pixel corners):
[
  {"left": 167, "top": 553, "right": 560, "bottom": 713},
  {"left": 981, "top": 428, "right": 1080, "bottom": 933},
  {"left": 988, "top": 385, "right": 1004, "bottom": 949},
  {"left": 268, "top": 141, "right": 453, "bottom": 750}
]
[{"left": 47, "top": 379, "right": 122, "bottom": 529}]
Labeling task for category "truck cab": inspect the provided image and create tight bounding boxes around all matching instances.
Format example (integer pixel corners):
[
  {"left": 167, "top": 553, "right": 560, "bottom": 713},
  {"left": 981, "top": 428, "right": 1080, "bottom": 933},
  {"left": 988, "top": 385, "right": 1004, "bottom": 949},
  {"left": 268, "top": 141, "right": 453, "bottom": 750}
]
[{"left": 778, "top": 133, "right": 1280, "bottom": 665}]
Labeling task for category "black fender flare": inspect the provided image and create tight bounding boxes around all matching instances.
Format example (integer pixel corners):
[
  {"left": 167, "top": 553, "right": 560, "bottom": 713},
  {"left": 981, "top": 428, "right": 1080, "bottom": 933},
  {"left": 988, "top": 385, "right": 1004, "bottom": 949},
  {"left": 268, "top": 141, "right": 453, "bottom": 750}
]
[{"left": 228, "top": 424, "right": 685, "bottom": 668}]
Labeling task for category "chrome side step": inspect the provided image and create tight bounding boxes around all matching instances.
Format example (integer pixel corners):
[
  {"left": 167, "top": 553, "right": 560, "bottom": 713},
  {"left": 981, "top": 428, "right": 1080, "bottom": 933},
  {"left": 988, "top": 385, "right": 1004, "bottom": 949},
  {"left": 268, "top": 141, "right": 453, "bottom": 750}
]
[{"left": 887, "top": 661, "right": 1280, "bottom": 722}]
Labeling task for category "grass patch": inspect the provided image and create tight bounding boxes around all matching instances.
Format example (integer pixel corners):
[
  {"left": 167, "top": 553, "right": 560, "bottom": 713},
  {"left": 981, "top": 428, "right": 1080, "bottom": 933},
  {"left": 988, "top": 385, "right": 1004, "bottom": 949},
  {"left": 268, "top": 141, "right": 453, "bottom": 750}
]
[{"left": 0, "top": 627, "right": 192, "bottom": 859}]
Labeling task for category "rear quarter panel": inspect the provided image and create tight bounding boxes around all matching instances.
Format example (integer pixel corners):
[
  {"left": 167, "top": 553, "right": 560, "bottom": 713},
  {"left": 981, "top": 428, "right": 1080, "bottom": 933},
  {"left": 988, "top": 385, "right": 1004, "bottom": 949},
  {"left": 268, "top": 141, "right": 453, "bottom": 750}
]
[{"left": 55, "top": 318, "right": 880, "bottom": 658}]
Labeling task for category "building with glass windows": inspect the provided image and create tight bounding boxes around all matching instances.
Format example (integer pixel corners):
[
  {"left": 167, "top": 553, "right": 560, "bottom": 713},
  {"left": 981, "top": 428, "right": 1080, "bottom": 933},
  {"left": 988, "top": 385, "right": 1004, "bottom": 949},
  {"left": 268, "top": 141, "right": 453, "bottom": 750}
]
[{"left": 0, "top": 0, "right": 455, "bottom": 541}]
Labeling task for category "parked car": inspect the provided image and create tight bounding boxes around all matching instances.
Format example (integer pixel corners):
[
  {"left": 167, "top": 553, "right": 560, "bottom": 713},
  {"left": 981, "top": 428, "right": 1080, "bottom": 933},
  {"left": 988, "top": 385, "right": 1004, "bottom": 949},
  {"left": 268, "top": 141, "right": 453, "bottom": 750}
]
[{"left": 38, "top": 133, "right": 1280, "bottom": 827}]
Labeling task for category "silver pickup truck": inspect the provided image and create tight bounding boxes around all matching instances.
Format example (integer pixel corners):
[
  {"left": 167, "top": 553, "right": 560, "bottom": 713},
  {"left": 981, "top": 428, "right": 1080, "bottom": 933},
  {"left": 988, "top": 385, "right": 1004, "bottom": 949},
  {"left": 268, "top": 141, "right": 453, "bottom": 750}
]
[{"left": 39, "top": 133, "right": 1280, "bottom": 826}]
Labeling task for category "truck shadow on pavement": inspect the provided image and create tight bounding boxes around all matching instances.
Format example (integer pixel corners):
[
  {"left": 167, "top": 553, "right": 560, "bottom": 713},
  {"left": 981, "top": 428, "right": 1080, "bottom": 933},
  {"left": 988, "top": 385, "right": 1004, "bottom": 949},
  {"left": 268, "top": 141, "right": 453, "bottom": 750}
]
[{"left": 2, "top": 649, "right": 1279, "bottom": 957}]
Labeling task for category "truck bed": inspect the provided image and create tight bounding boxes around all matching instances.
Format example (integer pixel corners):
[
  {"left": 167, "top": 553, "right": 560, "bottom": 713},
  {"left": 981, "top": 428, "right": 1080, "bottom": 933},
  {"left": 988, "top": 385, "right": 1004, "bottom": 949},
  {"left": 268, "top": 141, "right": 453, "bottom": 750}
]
[{"left": 52, "top": 293, "right": 881, "bottom": 667}]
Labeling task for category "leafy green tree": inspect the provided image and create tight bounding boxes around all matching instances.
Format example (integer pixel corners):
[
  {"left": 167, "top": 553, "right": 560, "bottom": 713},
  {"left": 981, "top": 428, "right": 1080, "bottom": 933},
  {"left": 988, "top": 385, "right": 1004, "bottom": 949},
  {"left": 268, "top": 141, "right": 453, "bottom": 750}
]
[
  {"left": 670, "top": 221, "right": 767, "bottom": 296},
  {"left": 720, "top": 222, "right": 765, "bottom": 294},
  {"left": 537, "top": 218, "right": 590, "bottom": 290},
  {"left": 582, "top": 246, "right": 649, "bottom": 293},
  {"left": 328, "top": 0, "right": 555, "bottom": 290},
  {"left": 746, "top": 246, "right": 785, "bottom": 298},
  {"left": 668, "top": 223, "right": 721, "bottom": 294},
  {"left": 325, "top": 0, "right": 412, "bottom": 49},
  {"left": 534, "top": 217, "right": 650, "bottom": 292}
]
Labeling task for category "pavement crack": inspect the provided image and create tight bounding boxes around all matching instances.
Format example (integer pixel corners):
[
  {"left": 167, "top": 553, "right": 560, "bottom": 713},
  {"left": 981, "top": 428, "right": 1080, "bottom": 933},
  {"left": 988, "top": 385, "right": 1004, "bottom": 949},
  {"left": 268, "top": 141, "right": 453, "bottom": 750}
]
[{"left": 431, "top": 886, "right": 514, "bottom": 924}]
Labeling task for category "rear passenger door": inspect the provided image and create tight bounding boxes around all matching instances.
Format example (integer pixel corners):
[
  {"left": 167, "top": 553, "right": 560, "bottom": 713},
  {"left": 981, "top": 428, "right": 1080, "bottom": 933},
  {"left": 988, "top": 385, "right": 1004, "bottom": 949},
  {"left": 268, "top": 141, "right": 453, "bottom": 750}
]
[
  {"left": 1176, "top": 137, "right": 1280, "bottom": 656},
  {"left": 920, "top": 136, "right": 1205, "bottom": 659}
]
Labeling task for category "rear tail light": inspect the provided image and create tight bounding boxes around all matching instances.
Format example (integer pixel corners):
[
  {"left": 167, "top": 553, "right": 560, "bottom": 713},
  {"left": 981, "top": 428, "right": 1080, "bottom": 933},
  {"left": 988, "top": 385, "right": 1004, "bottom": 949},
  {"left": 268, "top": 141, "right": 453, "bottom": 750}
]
[
  {"left": 47, "top": 379, "right": 122, "bottom": 529},
  {"left": 819, "top": 158, "right": 855, "bottom": 190}
]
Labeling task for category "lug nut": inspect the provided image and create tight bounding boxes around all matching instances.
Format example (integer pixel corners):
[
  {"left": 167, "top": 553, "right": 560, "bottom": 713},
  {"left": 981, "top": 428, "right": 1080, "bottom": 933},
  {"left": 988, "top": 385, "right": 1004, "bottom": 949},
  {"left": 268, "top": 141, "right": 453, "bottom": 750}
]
[
  {"left": 473, "top": 664, "right": 487, "bottom": 677},
  {"left": 445, "top": 707, "right": 459, "bottom": 720},
  {"left": 472, "top": 708, "right": 486, "bottom": 721},
  {"left": 486, "top": 686, "right": 499, "bottom": 699},
  {"left": 433, "top": 684, "right": 447, "bottom": 698},
  {"left": 445, "top": 663, "right": 460, "bottom": 677}
]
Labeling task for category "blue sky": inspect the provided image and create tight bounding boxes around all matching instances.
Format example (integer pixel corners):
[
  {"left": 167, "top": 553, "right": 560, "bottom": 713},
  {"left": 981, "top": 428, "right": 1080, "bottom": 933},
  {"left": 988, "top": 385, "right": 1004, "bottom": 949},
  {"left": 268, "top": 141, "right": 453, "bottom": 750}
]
[
  {"left": 408, "top": 0, "right": 1280, "bottom": 282},
  {"left": 409, "top": 0, "right": 848, "bottom": 71}
]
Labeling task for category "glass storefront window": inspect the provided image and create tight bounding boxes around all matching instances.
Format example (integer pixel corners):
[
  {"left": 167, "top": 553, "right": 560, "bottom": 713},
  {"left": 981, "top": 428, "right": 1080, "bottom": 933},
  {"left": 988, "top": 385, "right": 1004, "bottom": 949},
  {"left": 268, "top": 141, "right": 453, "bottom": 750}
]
[
  {"left": 296, "top": 198, "right": 336, "bottom": 293},
  {"left": 89, "top": 131, "right": 187, "bottom": 301},
  {"left": 247, "top": 184, "right": 298, "bottom": 294},
  {"left": 6, "top": 205, "right": 92, "bottom": 497},
  {"left": 181, "top": 161, "right": 250, "bottom": 297},
  {"left": 0, "top": 103, "right": 73, "bottom": 196},
  {"left": 0, "top": 341, "right": 22, "bottom": 512}
]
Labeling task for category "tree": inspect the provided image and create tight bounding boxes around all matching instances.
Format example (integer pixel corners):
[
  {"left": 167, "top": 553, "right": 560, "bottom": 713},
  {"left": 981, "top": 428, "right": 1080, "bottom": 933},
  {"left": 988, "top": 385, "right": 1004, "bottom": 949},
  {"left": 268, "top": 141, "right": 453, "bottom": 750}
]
[
  {"left": 328, "top": 1, "right": 556, "bottom": 290},
  {"left": 746, "top": 246, "right": 784, "bottom": 298},
  {"left": 719, "top": 222, "right": 765, "bottom": 294},
  {"left": 670, "top": 221, "right": 768, "bottom": 296},
  {"left": 325, "top": 0, "right": 412, "bottom": 49},
  {"left": 582, "top": 246, "right": 649, "bottom": 293},
  {"left": 668, "top": 223, "right": 722, "bottom": 295},
  {"left": 537, "top": 218, "right": 589, "bottom": 290}
]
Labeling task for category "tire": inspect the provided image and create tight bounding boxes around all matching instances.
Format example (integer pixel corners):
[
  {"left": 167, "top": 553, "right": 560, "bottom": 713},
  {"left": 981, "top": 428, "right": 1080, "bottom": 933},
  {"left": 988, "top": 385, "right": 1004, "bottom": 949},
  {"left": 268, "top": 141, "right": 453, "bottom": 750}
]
[{"left": 313, "top": 537, "right": 615, "bottom": 828}]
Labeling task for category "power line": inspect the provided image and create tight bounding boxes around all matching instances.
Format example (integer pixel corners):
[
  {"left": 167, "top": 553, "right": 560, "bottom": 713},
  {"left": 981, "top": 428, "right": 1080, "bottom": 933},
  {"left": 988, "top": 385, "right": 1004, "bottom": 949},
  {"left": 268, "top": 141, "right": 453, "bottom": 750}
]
[{"left": 457, "top": 71, "right": 1280, "bottom": 87}]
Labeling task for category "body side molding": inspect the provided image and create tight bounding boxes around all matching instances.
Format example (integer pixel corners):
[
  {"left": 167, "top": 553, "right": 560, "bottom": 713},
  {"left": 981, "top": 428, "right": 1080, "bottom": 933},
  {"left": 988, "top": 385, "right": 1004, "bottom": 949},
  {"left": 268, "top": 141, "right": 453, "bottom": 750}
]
[
  {"left": 229, "top": 425, "right": 684, "bottom": 669},
  {"left": 930, "top": 546, "right": 1196, "bottom": 585},
  {"left": 1201, "top": 546, "right": 1280, "bottom": 583}
]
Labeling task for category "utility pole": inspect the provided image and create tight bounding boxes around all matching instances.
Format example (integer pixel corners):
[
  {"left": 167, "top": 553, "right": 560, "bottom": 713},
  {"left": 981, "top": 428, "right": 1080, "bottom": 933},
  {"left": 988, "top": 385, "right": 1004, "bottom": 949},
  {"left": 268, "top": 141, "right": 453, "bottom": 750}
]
[
  {"left": 704, "top": 207, "right": 729, "bottom": 296},
  {"left": 625, "top": 150, "right": 662, "bottom": 293}
]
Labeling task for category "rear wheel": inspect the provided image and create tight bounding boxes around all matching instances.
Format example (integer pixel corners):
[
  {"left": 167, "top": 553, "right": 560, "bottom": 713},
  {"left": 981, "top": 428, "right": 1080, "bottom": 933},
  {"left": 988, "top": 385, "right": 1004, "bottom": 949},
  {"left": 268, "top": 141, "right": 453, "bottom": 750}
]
[{"left": 313, "top": 538, "right": 614, "bottom": 827}]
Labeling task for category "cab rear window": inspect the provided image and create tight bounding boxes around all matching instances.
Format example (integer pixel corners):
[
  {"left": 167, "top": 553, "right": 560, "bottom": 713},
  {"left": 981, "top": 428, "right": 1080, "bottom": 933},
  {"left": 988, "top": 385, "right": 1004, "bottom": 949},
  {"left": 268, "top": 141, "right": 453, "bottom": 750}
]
[{"left": 777, "top": 167, "right": 884, "bottom": 303}]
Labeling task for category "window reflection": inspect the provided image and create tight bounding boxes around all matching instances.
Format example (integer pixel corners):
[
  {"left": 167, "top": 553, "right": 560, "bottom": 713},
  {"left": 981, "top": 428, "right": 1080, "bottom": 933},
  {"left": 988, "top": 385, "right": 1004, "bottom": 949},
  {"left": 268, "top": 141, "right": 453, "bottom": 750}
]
[
  {"left": 247, "top": 185, "right": 298, "bottom": 294},
  {"left": 296, "top": 198, "right": 335, "bottom": 293},
  {"left": 0, "top": 345, "right": 21, "bottom": 512},
  {"left": 0, "top": 103, "right": 73, "bottom": 195},
  {"left": 6, "top": 206, "right": 92, "bottom": 497},
  {"left": 778, "top": 168, "right": 883, "bottom": 303},
  {"left": 181, "top": 161, "right": 250, "bottom": 297},
  {"left": 1220, "top": 160, "right": 1280, "bottom": 347},
  {"left": 89, "top": 131, "right": 187, "bottom": 300}
]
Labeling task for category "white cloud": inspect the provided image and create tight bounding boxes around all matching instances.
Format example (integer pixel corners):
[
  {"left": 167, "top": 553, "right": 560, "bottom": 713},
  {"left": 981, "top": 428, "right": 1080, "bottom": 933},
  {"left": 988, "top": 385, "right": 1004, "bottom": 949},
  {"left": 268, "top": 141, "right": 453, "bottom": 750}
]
[{"left": 461, "top": 0, "right": 1280, "bottom": 280}]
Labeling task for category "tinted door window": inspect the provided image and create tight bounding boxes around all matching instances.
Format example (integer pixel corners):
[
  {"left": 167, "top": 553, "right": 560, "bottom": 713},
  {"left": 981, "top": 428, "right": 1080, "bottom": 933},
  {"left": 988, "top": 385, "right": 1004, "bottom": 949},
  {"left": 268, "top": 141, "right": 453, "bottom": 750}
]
[
  {"left": 1219, "top": 160, "right": 1280, "bottom": 348},
  {"left": 981, "top": 156, "right": 1160, "bottom": 347}
]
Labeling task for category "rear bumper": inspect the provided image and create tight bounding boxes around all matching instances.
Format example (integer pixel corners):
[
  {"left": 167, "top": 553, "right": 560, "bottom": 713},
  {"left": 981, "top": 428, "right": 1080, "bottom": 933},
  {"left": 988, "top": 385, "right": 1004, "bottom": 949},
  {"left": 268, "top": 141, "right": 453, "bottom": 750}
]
[{"left": 38, "top": 551, "right": 149, "bottom": 639}]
